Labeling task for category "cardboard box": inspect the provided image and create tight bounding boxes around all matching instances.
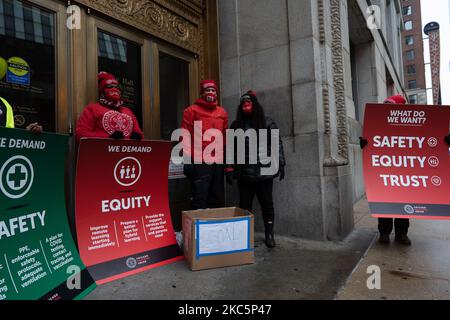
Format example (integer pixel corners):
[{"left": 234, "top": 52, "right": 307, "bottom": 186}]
[{"left": 182, "top": 207, "right": 254, "bottom": 271}]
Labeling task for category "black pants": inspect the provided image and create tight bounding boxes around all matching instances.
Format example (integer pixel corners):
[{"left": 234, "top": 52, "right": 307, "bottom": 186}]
[
  {"left": 238, "top": 179, "right": 274, "bottom": 222},
  {"left": 378, "top": 218, "right": 410, "bottom": 236},
  {"left": 188, "top": 164, "right": 225, "bottom": 210}
]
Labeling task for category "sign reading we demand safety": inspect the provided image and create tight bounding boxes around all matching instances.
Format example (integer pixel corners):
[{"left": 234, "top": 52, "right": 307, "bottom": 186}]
[
  {"left": 363, "top": 104, "right": 450, "bottom": 219},
  {"left": 75, "top": 139, "right": 183, "bottom": 284},
  {"left": 0, "top": 128, "right": 96, "bottom": 300}
]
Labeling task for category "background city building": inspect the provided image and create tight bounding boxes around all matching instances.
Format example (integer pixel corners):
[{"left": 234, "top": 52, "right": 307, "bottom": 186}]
[{"left": 424, "top": 21, "right": 442, "bottom": 105}]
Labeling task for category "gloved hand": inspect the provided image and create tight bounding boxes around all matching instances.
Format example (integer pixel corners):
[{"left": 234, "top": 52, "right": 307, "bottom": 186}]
[
  {"left": 183, "top": 163, "right": 194, "bottom": 179},
  {"left": 26, "top": 123, "right": 43, "bottom": 134},
  {"left": 225, "top": 170, "right": 234, "bottom": 185},
  {"left": 110, "top": 131, "right": 125, "bottom": 139},
  {"left": 279, "top": 166, "right": 285, "bottom": 181},
  {"left": 445, "top": 134, "right": 450, "bottom": 146},
  {"left": 359, "top": 137, "right": 368, "bottom": 149},
  {"left": 130, "top": 132, "right": 142, "bottom": 140}
]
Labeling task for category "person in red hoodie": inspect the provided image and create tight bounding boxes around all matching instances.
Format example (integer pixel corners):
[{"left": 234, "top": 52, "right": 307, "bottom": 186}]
[
  {"left": 181, "top": 79, "right": 228, "bottom": 209},
  {"left": 76, "top": 72, "right": 143, "bottom": 141}
]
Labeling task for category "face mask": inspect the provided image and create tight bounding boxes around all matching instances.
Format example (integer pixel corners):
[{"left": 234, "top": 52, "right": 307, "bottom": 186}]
[
  {"left": 242, "top": 100, "right": 253, "bottom": 114},
  {"left": 103, "top": 86, "right": 121, "bottom": 102},
  {"left": 202, "top": 88, "right": 217, "bottom": 103}
]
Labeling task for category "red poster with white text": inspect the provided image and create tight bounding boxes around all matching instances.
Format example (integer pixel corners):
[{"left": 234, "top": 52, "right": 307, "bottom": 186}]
[
  {"left": 75, "top": 139, "right": 183, "bottom": 284},
  {"left": 363, "top": 104, "right": 450, "bottom": 220}
]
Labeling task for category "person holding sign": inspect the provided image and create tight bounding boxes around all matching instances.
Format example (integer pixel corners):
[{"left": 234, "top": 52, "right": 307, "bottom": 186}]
[
  {"left": 0, "top": 96, "right": 15, "bottom": 128},
  {"left": 25, "top": 122, "right": 43, "bottom": 134},
  {"left": 227, "top": 91, "right": 286, "bottom": 248},
  {"left": 360, "top": 94, "right": 412, "bottom": 245},
  {"left": 1, "top": 96, "right": 43, "bottom": 133},
  {"left": 181, "top": 79, "right": 228, "bottom": 210},
  {"left": 76, "top": 72, "right": 143, "bottom": 141}
]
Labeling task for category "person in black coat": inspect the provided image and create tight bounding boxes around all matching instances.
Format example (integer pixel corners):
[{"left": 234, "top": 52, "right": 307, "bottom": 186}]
[{"left": 227, "top": 91, "right": 286, "bottom": 248}]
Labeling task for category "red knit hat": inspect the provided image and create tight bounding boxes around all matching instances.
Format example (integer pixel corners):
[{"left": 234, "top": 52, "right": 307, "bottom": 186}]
[
  {"left": 384, "top": 94, "right": 406, "bottom": 104},
  {"left": 98, "top": 71, "right": 120, "bottom": 93},
  {"left": 200, "top": 79, "right": 218, "bottom": 93}
]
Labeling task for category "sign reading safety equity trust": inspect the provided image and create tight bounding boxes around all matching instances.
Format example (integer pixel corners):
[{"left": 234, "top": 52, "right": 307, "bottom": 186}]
[
  {"left": 75, "top": 139, "right": 183, "bottom": 284},
  {"left": 0, "top": 128, "right": 96, "bottom": 300},
  {"left": 363, "top": 104, "right": 450, "bottom": 219}
]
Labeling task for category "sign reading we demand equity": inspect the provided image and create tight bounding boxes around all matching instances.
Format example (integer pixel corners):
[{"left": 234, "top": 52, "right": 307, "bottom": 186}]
[
  {"left": 363, "top": 104, "right": 450, "bottom": 219},
  {"left": 0, "top": 128, "right": 96, "bottom": 300},
  {"left": 75, "top": 139, "right": 183, "bottom": 284}
]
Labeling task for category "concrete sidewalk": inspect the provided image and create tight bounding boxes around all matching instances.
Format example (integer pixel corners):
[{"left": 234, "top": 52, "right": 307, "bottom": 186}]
[
  {"left": 337, "top": 198, "right": 450, "bottom": 300},
  {"left": 85, "top": 197, "right": 450, "bottom": 300},
  {"left": 86, "top": 226, "right": 375, "bottom": 300}
]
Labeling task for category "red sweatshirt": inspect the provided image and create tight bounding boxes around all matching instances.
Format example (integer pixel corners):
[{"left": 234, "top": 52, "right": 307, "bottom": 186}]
[
  {"left": 76, "top": 103, "right": 143, "bottom": 142},
  {"left": 181, "top": 99, "right": 228, "bottom": 163}
]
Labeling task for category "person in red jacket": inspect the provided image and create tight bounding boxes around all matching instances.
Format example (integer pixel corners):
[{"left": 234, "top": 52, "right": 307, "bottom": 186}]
[
  {"left": 181, "top": 79, "right": 228, "bottom": 209},
  {"left": 76, "top": 72, "right": 143, "bottom": 141}
]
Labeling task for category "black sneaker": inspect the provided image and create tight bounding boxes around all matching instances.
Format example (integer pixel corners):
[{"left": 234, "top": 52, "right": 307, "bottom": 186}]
[
  {"left": 265, "top": 232, "right": 276, "bottom": 248},
  {"left": 395, "top": 234, "right": 412, "bottom": 246},
  {"left": 379, "top": 234, "right": 390, "bottom": 244}
]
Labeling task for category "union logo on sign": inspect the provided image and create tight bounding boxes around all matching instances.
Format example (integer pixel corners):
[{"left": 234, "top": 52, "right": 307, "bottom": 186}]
[
  {"left": 126, "top": 257, "right": 137, "bottom": 269},
  {"left": 0, "top": 155, "right": 34, "bottom": 199}
]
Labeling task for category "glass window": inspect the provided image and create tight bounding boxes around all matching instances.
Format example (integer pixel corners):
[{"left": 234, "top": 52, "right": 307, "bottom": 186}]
[
  {"left": 407, "top": 65, "right": 416, "bottom": 75},
  {"left": 408, "top": 80, "right": 417, "bottom": 89},
  {"left": 403, "top": 6, "right": 412, "bottom": 16},
  {"left": 98, "top": 30, "right": 142, "bottom": 126},
  {"left": 0, "top": 0, "right": 56, "bottom": 131},
  {"left": 405, "top": 50, "right": 415, "bottom": 60},
  {"left": 404, "top": 21, "right": 413, "bottom": 30},
  {"left": 159, "top": 52, "right": 189, "bottom": 140},
  {"left": 405, "top": 35, "right": 414, "bottom": 45},
  {"left": 409, "top": 94, "right": 418, "bottom": 104}
]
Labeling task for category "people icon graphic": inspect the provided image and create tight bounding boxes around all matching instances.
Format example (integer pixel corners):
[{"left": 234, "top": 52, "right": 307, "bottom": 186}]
[
  {"left": 119, "top": 164, "right": 137, "bottom": 180},
  {"left": 114, "top": 157, "right": 142, "bottom": 187},
  {"left": 120, "top": 165, "right": 126, "bottom": 180}
]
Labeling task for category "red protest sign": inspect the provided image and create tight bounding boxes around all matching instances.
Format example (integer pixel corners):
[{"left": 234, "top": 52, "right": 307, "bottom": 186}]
[
  {"left": 75, "top": 139, "right": 183, "bottom": 284},
  {"left": 363, "top": 103, "right": 450, "bottom": 220}
]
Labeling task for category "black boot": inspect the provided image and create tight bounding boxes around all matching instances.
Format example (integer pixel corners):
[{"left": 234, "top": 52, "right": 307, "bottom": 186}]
[
  {"left": 395, "top": 234, "right": 412, "bottom": 246},
  {"left": 264, "top": 221, "right": 276, "bottom": 248}
]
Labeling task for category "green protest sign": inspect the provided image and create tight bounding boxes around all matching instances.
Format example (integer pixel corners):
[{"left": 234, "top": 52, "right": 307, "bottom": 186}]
[{"left": 0, "top": 128, "right": 96, "bottom": 300}]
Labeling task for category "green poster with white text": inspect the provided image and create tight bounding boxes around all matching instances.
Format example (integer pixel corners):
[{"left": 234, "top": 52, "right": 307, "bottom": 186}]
[{"left": 0, "top": 128, "right": 96, "bottom": 300}]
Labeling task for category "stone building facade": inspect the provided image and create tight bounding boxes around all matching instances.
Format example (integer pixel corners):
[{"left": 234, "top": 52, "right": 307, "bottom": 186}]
[
  {"left": 1, "top": 0, "right": 407, "bottom": 241},
  {"left": 219, "top": 0, "right": 406, "bottom": 240}
]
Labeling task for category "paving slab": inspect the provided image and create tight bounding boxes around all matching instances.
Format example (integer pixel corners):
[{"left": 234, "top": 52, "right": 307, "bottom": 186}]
[{"left": 337, "top": 198, "right": 450, "bottom": 300}]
